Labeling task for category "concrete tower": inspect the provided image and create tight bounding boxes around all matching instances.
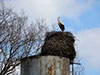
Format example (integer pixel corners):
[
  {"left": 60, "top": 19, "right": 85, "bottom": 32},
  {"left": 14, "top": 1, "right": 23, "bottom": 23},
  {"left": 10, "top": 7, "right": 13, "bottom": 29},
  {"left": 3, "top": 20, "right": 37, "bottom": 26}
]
[{"left": 21, "top": 32, "right": 76, "bottom": 75}]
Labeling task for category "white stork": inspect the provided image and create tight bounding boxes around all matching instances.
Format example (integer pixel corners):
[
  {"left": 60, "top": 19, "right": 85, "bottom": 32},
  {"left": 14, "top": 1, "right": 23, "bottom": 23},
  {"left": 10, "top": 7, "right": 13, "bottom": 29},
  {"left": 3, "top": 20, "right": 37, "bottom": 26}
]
[{"left": 57, "top": 17, "right": 65, "bottom": 32}]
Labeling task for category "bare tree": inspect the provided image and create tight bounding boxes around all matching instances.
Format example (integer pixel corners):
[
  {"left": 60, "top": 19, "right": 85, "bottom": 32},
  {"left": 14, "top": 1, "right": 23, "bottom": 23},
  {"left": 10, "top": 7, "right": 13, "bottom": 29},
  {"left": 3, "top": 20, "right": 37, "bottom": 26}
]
[{"left": 0, "top": 1, "right": 49, "bottom": 75}]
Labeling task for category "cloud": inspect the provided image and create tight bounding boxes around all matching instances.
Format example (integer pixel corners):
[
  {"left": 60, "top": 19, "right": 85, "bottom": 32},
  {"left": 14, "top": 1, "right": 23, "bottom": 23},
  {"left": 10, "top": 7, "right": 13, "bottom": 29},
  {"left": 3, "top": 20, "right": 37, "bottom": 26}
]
[
  {"left": 5, "top": 0, "right": 95, "bottom": 24},
  {"left": 76, "top": 28, "right": 100, "bottom": 69}
]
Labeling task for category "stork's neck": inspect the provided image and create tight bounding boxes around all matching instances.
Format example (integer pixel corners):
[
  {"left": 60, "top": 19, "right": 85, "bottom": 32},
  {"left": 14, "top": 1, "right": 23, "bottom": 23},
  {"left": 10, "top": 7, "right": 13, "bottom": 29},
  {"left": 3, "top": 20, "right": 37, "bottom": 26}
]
[{"left": 58, "top": 19, "right": 60, "bottom": 23}]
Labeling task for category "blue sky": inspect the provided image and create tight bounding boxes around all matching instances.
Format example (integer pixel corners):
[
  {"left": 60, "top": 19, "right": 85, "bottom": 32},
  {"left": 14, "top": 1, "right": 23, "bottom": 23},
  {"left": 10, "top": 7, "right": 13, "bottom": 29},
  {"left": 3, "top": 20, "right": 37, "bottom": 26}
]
[{"left": 5, "top": 0, "right": 100, "bottom": 75}]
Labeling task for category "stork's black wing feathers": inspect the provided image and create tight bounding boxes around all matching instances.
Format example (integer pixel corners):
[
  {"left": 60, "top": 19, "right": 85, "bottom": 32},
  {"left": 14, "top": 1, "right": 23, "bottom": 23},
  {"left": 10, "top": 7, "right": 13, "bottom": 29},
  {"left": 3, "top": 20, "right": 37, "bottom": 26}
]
[
  {"left": 58, "top": 23, "right": 65, "bottom": 31},
  {"left": 59, "top": 25, "right": 65, "bottom": 31}
]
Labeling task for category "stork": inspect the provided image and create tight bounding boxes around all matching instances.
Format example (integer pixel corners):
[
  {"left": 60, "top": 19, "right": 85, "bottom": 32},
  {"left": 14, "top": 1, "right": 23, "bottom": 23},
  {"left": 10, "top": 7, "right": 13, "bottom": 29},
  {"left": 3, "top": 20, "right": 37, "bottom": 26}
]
[{"left": 57, "top": 17, "right": 65, "bottom": 32}]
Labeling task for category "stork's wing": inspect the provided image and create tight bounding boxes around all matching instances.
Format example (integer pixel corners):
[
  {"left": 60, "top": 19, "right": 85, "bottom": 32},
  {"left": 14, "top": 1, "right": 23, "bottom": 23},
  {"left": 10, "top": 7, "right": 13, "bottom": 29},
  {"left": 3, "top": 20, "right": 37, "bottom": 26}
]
[{"left": 59, "top": 21, "right": 64, "bottom": 25}]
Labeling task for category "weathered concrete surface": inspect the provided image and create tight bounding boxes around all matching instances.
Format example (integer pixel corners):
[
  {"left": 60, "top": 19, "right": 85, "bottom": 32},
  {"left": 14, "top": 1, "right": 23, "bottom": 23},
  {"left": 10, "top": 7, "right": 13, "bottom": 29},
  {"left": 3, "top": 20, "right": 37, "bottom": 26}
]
[{"left": 21, "top": 56, "right": 70, "bottom": 75}]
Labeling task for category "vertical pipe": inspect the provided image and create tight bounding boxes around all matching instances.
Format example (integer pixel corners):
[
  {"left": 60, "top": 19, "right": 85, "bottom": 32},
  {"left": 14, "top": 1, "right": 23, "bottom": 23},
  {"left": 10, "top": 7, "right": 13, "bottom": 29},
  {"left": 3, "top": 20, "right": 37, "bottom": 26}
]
[{"left": 72, "top": 64, "right": 74, "bottom": 75}]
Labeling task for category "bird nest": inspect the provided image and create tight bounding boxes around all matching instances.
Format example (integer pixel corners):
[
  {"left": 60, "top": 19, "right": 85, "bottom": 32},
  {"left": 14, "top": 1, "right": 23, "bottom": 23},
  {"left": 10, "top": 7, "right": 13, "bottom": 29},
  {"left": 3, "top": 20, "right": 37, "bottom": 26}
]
[{"left": 40, "top": 31, "right": 76, "bottom": 61}]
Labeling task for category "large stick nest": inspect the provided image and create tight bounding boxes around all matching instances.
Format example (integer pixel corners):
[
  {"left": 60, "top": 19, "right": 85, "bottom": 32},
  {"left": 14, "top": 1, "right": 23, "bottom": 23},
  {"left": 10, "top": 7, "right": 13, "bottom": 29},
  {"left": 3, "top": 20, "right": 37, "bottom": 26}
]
[{"left": 40, "top": 32, "right": 76, "bottom": 61}]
